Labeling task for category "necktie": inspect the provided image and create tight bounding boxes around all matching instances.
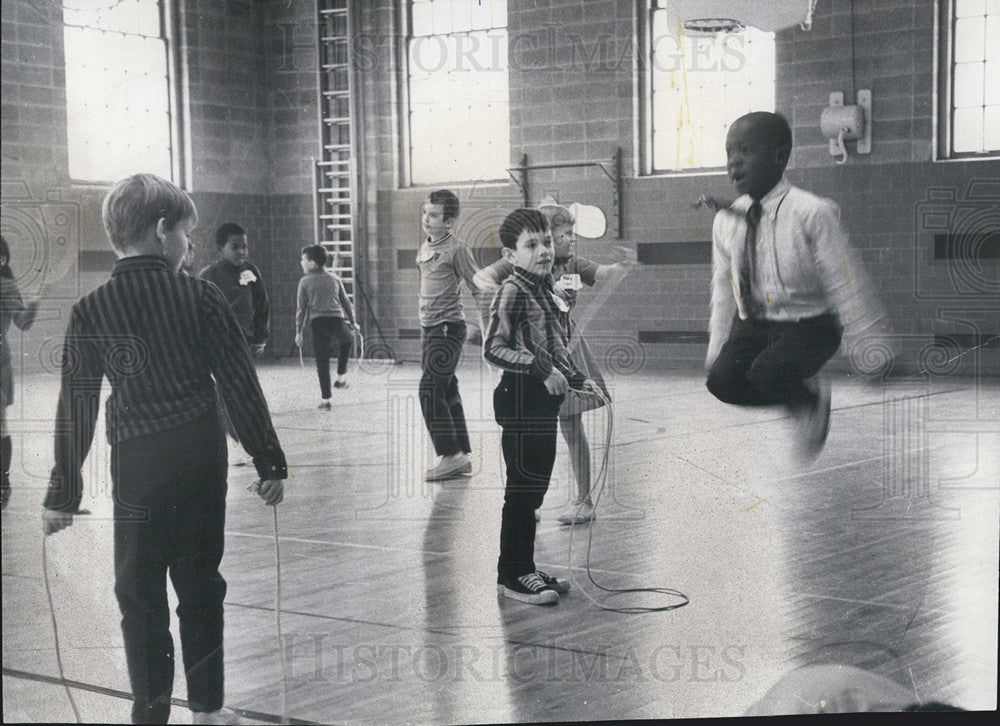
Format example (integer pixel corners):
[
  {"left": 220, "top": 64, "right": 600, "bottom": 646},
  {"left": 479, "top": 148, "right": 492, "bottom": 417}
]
[{"left": 740, "top": 201, "right": 762, "bottom": 318}]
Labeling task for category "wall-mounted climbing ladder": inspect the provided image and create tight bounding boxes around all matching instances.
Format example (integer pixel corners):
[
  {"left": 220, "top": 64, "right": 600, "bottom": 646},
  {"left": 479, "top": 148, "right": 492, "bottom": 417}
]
[{"left": 313, "top": 0, "right": 357, "bottom": 301}]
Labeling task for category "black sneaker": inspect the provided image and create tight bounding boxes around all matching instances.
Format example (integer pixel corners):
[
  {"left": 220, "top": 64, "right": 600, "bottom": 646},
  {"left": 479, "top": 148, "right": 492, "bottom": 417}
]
[
  {"left": 334, "top": 380, "right": 349, "bottom": 389},
  {"left": 536, "top": 570, "right": 570, "bottom": 594},
  {"left": 497, "top": 572, "right": 559, "bottom": 605}
]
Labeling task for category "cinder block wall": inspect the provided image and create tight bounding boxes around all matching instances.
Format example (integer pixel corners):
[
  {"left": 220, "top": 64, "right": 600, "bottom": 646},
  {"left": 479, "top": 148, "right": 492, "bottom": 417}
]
[
  {"left": 3, "top": 0, "right": 998, "bottom": 378},
  {"left": 359, "top": 0, "right": 1000, "bottom": 376},
  {"left": 0, "top": 0, "right": 318, "bottom": 367}
]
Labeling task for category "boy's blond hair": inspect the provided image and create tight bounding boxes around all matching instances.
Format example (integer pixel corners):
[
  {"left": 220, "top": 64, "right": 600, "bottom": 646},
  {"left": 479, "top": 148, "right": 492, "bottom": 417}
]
[
  {"left": 102, "top": 174, "right": 197, "bottom": 253},
  {"left": 537, "top": 203, "right": 575, "bottom": 230}
]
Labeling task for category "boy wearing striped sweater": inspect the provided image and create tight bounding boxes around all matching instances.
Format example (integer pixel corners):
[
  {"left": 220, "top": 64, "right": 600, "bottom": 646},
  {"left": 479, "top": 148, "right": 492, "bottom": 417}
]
[{"left": 42, "top": 174, "right": 286, "bottom": 725}]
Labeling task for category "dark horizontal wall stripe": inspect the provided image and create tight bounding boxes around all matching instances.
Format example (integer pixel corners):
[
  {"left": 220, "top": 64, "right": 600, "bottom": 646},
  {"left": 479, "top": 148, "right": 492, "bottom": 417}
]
[
  {"left": 637, "top": 242, "right": 711, "bottom": 265},
  {"left": 79, "top": 250, "right": 118, "bottom": 272},
  {"left": 398, "top": 249, "right": 417, "bottom": 269},
  {"left": 398, "top": 328, "right": 421, "bottom": 339},
  {"left": 638, "top": 330, "right": 709, "bottom": 344},
  {"left": 935, "top": 334, "right": 1000, "bottom": 349},
  {"left": 933, "top": 233, "right": 1000, "bottom": 260}
]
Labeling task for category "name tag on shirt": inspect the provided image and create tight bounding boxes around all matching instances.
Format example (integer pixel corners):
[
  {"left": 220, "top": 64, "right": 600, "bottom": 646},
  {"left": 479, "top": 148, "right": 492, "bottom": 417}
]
[
  {"left": 416, "top": 247, "right": 437, "bottom": 264},
  {"left": 556, "top": 273, "right": 582, "bottom": 291},
  {"left": 550, "top": 291, "right": 571, "bottom": 312}
]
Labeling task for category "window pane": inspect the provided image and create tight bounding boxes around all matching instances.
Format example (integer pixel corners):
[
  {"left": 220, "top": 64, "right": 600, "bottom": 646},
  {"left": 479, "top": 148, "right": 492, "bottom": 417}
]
[
  {"left": 954, "top": 106, "right": 984, "bottom": 151},
  {"left": 649, "top": 9, "right": 774, "bottom": 171},
  {"left": 986, "top": 12, "right": 1000, "bottom": 60},
  {"left": 956, "top": 0, "right": 986, "bottom": 17},
  {"left": 63, "top": 0, "right": 172, "bottom": 182},
  {"left": 954, "top": 16, "right": 985, "bottom": 63},
  {"left": 407, "top": 3, "right": 508, "bottom": 183},
  {"left": 954, "top": 61, "right": 985, "bottom": 107},
  {"left": 985, "top": 60, "right": 1000, "bottom": 104},
  {"left": 984, "top": 104, "right": 1000, "bottom": 150},
  {"left": 411, "top": 1, "right": 433, "bottom": 36}
]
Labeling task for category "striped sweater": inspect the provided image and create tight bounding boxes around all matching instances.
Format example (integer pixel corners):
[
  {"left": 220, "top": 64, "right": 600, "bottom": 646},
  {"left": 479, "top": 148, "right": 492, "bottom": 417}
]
[
  {"left": 44, "top": 255, "right": 286, "bottom": 512},
  {"left": 483, "top": 266, "right": 585, "bottom": 387}
]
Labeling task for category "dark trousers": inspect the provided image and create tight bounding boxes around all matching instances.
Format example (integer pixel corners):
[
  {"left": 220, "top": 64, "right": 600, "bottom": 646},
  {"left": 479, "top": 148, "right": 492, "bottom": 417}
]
[
  {"left": 419, "top": 320, "right": 471, "bottom": 457},
  {"left": 706, "top": 313, "right": 843, "bottom": 407},
  {"left": 112, "top": 412, "right": 228, "bottom": 723},
  {"left": 495, "top": 372, "right": 564, "bottom": 580},
  {"left": 312, "top": 316, "right": 354, "bottom": 398}
]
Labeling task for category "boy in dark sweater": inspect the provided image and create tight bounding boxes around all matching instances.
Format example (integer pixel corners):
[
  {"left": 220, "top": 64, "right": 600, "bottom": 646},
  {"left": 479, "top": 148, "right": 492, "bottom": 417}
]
[
  {"left": 483, "top": 209, "right": 599, "bottom": 605},
  {"left": 43, "top": 174, "right": 286, "bottom": 725},
  {"left": 200, "top": 222, "right": 270, "bottom": 454}
]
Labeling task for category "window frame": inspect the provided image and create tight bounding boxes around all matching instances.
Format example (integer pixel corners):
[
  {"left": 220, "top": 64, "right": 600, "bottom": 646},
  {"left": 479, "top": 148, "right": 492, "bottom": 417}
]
[
  {"left": 636, "top": 0, "right": 777, "bottom": 176},
  {"left": 398, "top": 0, "right": 511, "bottom": 188},
  {"left": 61, "top": 0, "right": 187, "bottom": 186},
  {"left": 935, "top": 0, "right": 1000, "bottom": 161}
]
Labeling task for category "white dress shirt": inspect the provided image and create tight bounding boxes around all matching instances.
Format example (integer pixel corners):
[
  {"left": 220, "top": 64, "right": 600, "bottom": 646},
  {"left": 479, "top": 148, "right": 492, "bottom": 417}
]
[{"left": 707, "top": 177, "right": 886, "bottom": 367}]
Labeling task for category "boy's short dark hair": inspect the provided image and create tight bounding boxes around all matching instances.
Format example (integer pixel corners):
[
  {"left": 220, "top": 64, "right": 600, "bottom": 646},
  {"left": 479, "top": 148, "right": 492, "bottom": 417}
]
[
  {"left": 498, "top": 208, "right": 550, "bottom": 249},
  {"left": 102, "top": 174, "right": 197, "bottom": 254},
  {"left": 301, "top": 244, "right": 328, "bottom": 268},
  {"left": 428, "top": 189, "right": 460, "bottom": 222},
  {"left": 215, "top": 222, "right": 246, "bottom": 248},
  {"left": 742, "top": 111, "right": 793, "bottom": 151}
]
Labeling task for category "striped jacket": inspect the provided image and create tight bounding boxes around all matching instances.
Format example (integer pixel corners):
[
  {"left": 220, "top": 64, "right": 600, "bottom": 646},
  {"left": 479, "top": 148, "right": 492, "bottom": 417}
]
[
  {"left": 483, "top": 266, "right": 585, "bottom": 387},
  {"left": 44, "top": 255, "right": 287, "bottom": 512}
]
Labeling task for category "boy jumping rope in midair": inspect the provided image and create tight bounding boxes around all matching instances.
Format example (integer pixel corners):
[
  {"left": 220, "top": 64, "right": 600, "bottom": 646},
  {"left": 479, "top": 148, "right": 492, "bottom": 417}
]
[{"left": 706, "top": 112, "right": 886, "bottom": 460}]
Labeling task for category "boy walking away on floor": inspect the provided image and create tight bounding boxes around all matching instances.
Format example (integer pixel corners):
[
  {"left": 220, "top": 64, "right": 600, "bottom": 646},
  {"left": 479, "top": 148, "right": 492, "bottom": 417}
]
[
  {"left": 296, "top": 244, "right": 359, "bottom": 408},
  {"left": 706, "top": 112, "right": 887, "bottom": 461},
  {"left": 484, "top": 209, "right": 600, "bottom": 605},
  {"left": 475, "top": 201, "right": 636, "bottom": 525},
  {"left": 417, "top": 189, "right": 483, "bottom": 482},
  {"left": 43, "top": 174, "right": 286, "bottom": 725}
]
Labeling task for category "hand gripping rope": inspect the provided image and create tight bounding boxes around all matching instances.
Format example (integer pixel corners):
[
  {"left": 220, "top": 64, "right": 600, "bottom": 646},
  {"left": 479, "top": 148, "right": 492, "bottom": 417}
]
[
  {"left": 246, "top": 481, "right": 291, "bottom": 724},
  {"left": 563, "top": 389, "right": 690, "bottom": 613}
]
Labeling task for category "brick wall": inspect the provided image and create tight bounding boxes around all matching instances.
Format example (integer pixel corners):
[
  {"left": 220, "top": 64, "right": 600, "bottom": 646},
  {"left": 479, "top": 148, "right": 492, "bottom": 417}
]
[
  {"left": 3, "top": 0, "right": 997, "bottom": 377},
  {"left": 0, "top": 0, "right": 321, "bottom": 368},
  {"left": 359, "top": 0, "right": 1000, "bottom": 375}
]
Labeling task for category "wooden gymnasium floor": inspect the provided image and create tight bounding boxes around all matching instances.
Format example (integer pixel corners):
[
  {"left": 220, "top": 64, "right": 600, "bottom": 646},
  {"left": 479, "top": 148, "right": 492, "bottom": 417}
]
[{"left": 2, "top": 357, "right": 998, "bottom": 723}]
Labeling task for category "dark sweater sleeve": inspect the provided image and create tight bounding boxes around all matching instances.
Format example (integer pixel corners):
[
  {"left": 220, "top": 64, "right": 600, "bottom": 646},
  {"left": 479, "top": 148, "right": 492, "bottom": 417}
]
[
  {"left": 45, "top": 305, "right": 103, "bottom": 512},
  {"left": 200, "top": 283, "right": 287, "bottom": 480},
  {"left": 249, "top": 263, "right": 270, "bottom": 345}
]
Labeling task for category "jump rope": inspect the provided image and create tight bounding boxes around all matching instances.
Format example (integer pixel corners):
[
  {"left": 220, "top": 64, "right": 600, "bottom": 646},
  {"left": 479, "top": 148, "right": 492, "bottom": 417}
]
[
  {"left": 552, "top": 388, "right": 690, "bottom": 613},
  {"left": 39, "top": 329, "right": 995, "bottom": 720}
]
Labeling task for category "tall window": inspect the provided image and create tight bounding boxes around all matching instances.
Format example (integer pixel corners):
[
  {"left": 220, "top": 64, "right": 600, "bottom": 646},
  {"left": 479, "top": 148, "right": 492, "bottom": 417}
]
[
  {"left": 941, "top": 0, "right": 1000, "bottom": 157},
  {"left": 642, "top": 0, "right": 775, "bottom": 172},
  {"left": 63, "top": 0, "right": 174, "bottom": 182},
  {"left": 406, "top": 0, "right": 509, "bottom": 184}
]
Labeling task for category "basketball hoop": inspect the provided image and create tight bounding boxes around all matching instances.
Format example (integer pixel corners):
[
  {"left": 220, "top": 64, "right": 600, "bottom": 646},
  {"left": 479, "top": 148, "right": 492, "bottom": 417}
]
[{"left": 682, "top": 17, "right": 745, "bottom": 35}]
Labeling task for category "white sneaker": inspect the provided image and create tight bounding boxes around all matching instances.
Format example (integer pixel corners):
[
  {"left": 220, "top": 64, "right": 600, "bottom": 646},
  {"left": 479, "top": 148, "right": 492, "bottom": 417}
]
[
  {"left": 557, "top": 498, "right": 596, "bottom": 525},
  {"left": 425, "top": 452, "right": 472, "bottom": 481}
]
